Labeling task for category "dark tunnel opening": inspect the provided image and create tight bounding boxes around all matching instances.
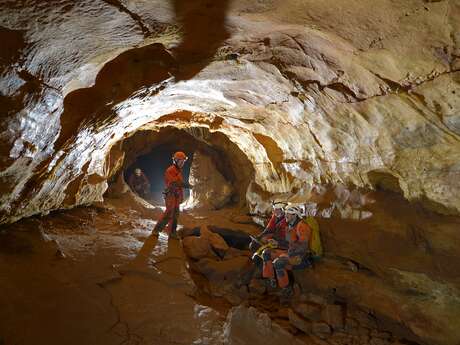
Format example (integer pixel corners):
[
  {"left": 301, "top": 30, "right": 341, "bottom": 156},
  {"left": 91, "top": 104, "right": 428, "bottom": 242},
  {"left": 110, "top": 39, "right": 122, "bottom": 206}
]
[
  {"left": 125, "top": 144, "right": 194, "bottom": 205},
  {"left": 118, "top": 126, "right": 253, "bottom": 210}
]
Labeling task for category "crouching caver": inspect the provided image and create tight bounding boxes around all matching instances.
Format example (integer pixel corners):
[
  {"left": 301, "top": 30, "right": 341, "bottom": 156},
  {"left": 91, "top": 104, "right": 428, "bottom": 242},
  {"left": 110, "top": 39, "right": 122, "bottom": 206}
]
[
  {"left": 250, "top": 201, "right": 288, "bottom": 267},
  {"left": 152, "top": 151, "right": 191, "bottom": 239},
  {"left": 262, "top": 205, "right": 312, "bottom": 298}
]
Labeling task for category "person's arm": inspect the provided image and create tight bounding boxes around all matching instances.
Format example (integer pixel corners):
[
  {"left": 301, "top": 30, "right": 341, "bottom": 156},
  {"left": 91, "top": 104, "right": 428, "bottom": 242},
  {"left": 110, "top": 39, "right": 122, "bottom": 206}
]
[
  {"left": 288, "top": 222, "right": 311, "bottom": 257},
  {"left": 258, "top": 214, "right": 276, "bottom": 238}
]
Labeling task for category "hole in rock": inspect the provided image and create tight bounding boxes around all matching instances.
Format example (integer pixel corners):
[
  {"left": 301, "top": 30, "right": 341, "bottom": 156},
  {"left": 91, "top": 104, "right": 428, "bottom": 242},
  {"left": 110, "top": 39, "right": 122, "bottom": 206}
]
[
  {"left": 118, "top": 126, "right": 253, "bottom": 210},
  {"left": 125, "top": 144, "right": 194, "bottom": 205}
]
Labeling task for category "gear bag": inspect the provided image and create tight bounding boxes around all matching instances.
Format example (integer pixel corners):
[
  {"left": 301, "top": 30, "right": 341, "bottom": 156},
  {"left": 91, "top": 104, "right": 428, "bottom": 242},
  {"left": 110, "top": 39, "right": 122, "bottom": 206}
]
[{"left": 304, "top": 216, "right": 323, "bottom": 259}]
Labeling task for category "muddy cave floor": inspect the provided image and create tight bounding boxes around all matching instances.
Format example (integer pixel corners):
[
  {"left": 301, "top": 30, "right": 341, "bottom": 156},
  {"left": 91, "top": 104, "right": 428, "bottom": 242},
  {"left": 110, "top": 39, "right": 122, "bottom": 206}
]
[{"left": 0, "top": 196, "right": 408, "bottom": 345}]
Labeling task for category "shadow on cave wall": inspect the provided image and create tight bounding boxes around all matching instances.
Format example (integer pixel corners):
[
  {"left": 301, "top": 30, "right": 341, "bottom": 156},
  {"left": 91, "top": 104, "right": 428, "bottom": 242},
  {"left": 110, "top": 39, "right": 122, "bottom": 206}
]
[{"left": 56, "top": 0, "right": 231, "bottom": 151}]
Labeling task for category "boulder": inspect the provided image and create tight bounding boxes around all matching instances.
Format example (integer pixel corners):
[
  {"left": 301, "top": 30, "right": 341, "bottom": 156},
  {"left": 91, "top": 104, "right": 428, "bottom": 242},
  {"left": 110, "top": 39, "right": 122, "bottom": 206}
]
[
  {"left": 249, "top": 279, "right": 266, "bottom": 296},
  {"left": 223, "top": 306, "right": 304, "bottom": 345},
  {"left": 202, "top": 225, "right": 229, "bottom": 254},
  {"left": 192, "top": 256, "right": 250, "bottom": 283},
  {"left": 288, "top": 309, "right": 312, "bottom": 334},
  {"left": 181, "top": 225, "right": 229, "bottom": 260},
  {"left": 293, "top": 303, "right": 322, "bottom": 322},
  {"left": 182, "top": 235, "right": 212, "bottom": 260},
  {"left": 312, "top": 322, "right": 332, "bottom": 338},
  {"left": 184, "top": 151, "right": 233, "bottom": 210},
  {"left": 321, "top": 304, "right": 345, "bottom": 330}
]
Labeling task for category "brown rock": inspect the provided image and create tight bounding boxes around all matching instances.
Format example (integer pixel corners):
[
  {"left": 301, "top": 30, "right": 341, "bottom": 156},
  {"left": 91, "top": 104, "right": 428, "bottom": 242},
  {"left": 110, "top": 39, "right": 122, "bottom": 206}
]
[
  {"left": 312, "top": 322, "right": 332, "bottom": 338},
  {"left": 225, "top": 293, "right": 243, "bottom": 306},
  {"left": 224, "top": 306, "right": 305, "bottom": 345},
  {"left": 55, "top": 249, "right": 66, "bottom": 259},
  {"left": 370, "top": 330, "right": 392, "bottom": 340},
  {"left": 249, "top": 279, "right": 266, "bottom": 295},
  {"left": 302, "top": 292, "right": 329, "bottom": 305},
  {"left": 288, "top": 309, "right": 312, "bottom": 334},
  {"left": 201, "top": 226, "right": 229, "bottom": 253},
  {"left": 224, "top": 247, "right": 251, "bottom": 260},
  {"left": 182, "top": 226, "right": 230, "bottom": 260},
  {"left": 231, "top": 214, "right": 254, "bottom": 224},
  {"left": 276, "top": 307, "right": 290, "bottom": 320},
  {"left": 293, "top": 303, "right": 322, "bottom": 321},
  {"left": 185, "top": 151, "right": 233, "bottom": 210},
  {"left": 321, "top": 304, "right": 344, "bottom": 330},
  {"left": 370, "top": 338, "right": 390, "bottom": 345},
  {"left": 182, "top": 235, "right": 211, "bottom": 260},
  {"left": 193, "top": 256, "right": 250, "bottom": 283}
]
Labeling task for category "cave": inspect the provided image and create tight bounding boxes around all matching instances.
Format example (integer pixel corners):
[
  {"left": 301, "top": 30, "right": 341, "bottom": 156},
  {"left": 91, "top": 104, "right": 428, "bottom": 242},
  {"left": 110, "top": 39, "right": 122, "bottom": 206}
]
[
  {"left": 119, "top": 126, "right": 244, "bottom": 208},
  {"left": 1, "top": 1, "right": 460, "bottom": 345}
]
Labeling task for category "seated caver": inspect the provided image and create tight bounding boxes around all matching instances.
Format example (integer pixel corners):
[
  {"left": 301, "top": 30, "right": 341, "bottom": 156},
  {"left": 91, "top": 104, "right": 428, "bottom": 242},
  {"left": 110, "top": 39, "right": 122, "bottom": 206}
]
[
  {"left": 261, "top": 205, "right": 312, "bottom": 298},
  {"left": 250, "top": 201, "right": 288, "bottom": 251},
  {"left": 249, "top": 202, "right": 288, "bottom": 267}
]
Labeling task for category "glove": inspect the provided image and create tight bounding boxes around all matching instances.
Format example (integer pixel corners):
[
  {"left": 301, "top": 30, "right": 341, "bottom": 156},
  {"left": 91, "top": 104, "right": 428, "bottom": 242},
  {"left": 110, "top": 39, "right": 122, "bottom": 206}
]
[
  {"left": 288, "top": 255, "right": 302, "bottom": 266},
  {"left": 268, "top": 239, "right": 278, "bottom": 247}
]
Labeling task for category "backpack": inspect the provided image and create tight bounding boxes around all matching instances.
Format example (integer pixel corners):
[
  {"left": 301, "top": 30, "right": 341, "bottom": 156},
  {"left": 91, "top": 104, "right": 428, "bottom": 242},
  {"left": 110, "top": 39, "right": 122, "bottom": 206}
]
[{"left": 304, "top": 216, "right": 323, "bottom": 258}]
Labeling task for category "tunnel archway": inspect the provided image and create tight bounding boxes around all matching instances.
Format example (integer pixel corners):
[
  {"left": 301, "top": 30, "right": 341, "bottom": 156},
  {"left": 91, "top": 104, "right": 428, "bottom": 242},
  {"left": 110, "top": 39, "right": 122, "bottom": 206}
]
[{"left": 115, "top": 125, "right": 254, "bottom": 210}]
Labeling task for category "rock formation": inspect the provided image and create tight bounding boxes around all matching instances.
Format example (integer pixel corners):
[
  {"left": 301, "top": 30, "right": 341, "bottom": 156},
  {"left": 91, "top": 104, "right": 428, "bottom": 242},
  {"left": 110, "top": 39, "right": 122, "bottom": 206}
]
[
  {"left": 184, "top": 151, "right": 234, "bottom": 210},
  {"left": 1, "top": 1, "right": 460, "bottom": 345}
]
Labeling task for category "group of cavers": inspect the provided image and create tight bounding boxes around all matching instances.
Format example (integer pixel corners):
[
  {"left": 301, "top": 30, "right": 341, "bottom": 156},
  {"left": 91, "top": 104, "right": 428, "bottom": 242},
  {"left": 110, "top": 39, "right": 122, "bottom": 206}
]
[{"left": 130, "top": 151, "right": 323, "bottom": 298}]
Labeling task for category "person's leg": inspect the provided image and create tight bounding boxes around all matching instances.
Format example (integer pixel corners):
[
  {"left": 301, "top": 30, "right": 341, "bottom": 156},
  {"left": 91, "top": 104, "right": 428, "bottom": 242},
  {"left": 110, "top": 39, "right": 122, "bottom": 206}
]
[
  {"left": 262, "top": 249, "right": 274, "bottom": 279},
  {"left": 153, "top": 210, "right": 171, "bottom": 233},
  {"left": 262, "top": 249, "right": 286, "bottom": 288},
  {"left": 273, "top": 255, "right": 290, "bottom": 288},
  {"left": 153, "top": 196, "right": 175, "bottom": 234},
  {"left": 249, "top": 240, "right": 261, "bottom": 253},
  {"left": 167, "top": 205, "right": 180, "bottom": 236}
]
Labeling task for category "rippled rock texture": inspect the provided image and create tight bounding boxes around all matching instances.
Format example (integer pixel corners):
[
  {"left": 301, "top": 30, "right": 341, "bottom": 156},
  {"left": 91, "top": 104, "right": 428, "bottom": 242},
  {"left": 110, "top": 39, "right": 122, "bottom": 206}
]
[
  {"left": 1, "top": 1, "right": 460, "bottom": 345},
  {"left": 1, "top": 0, "right": 459, "bottom": 222}
]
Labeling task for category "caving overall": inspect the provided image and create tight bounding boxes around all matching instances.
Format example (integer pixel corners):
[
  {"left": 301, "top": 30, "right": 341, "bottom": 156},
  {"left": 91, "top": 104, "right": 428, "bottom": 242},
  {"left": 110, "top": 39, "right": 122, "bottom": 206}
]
[
  {"left": 262, "top": 218, "right": 312, "bottom": 288},
  {"left": 153, "top": 164, "right": 185, "bottom": 236},
  {"left": 249, "top": 213, "right": 288, "bottom": 253}
]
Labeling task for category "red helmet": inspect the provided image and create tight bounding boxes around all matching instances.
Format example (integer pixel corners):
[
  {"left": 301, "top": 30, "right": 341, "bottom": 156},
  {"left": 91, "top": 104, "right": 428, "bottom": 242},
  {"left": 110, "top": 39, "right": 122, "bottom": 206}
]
[{"left": 173, "top": 151, "right": 188, "bottom": 160}]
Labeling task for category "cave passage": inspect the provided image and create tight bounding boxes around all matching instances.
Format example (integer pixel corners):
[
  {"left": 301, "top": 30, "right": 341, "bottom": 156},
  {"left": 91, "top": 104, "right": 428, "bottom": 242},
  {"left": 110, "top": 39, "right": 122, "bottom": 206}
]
[
  {"left": 121, "top": 127, "right": 243, "bottom": 210},
  {"left": 125, "top": 144, "right": 194, "bottom": 205}
]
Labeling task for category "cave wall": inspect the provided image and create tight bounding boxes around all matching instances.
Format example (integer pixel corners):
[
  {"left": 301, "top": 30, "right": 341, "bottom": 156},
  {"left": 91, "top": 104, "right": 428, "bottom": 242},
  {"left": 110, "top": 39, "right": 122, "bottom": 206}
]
[
  {"left": 1, "top": 0, "right": 459, "bottom": 224},
  {"left": 1, "top": 2, "right": 460, "bottom": 344}
]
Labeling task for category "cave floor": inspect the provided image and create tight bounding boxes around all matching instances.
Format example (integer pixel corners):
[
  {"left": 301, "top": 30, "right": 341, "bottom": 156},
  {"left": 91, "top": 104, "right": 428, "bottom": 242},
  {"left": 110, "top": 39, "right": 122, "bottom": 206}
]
[
  {"left": 0, "top": 195, "right": 429, "bottom": 345},
  {"left": 0, "top": 196, "right": 263, "bottom": 345}
]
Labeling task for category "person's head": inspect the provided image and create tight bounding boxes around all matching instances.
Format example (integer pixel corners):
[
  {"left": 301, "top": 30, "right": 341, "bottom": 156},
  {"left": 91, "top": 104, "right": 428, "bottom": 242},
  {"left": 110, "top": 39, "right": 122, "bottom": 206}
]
[
  {"left": 134, "top": 168, "right": 141, "bottom": 176},
  {"left": 272, "top": 201, "right": 287, "bottom": 218},
  {"left": 284, "top": 205, "right": 303, "bottom": 225},
  {"left": 173, "top": 151, "right": 188, "bottom": 169}
]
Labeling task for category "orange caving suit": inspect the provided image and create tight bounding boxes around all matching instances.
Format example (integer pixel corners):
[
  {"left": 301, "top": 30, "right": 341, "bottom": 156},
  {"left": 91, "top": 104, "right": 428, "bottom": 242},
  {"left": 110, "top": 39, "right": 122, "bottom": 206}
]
[
  {"left": 153, "top": 164, "right": 185, "bottom": 234},
  {"left": 262, "top": 219, "right": 312, "bottom": 288},
  {"left": 249, "top": 213, "right": 288, "bottom": 253}
]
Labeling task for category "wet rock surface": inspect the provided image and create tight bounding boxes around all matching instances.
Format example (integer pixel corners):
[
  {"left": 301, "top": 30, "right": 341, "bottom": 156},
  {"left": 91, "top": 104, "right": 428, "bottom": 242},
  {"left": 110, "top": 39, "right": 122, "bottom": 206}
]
[
  {"left": 1, "top": 1, "right": 460, "bottom": 345},
  {"left": 1, "top": 0, "right": 459, "bottom": 223},
  {"left": 0, "top": 200, "right": 227, "bottom": 345},
  {"left": 0, "top": 194, "right": 457, "bottom": 345},
  {"left": 185, "top": 151, "right": 234, "bottom": 210}
]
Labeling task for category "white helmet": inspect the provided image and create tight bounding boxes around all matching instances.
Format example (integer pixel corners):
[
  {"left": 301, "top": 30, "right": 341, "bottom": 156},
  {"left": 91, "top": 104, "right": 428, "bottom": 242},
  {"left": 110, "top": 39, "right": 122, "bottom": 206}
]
[
  {"left": 284, "top": 205, "right": 304, "bottom": 218},
  {"left": 272, "top": 201, "right": 288, "bottom": 210}
]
